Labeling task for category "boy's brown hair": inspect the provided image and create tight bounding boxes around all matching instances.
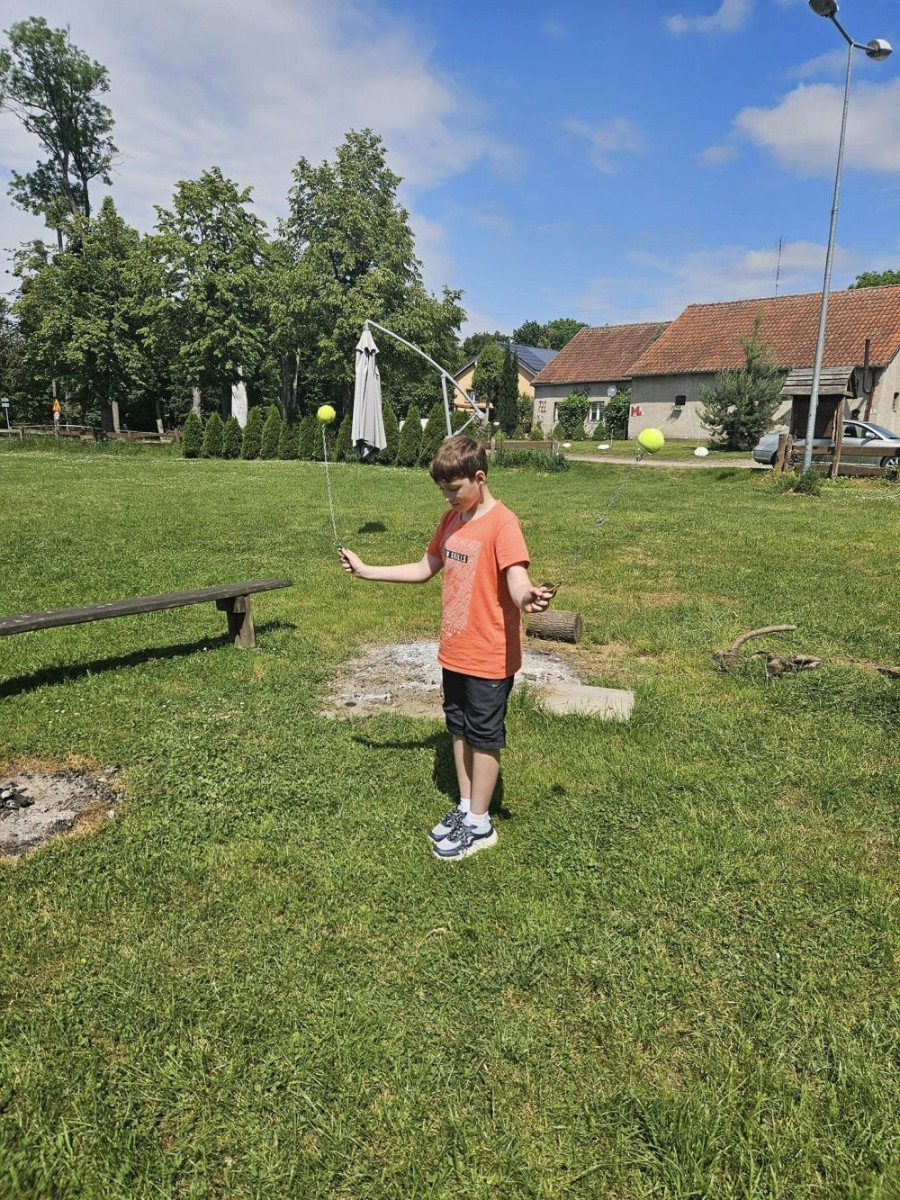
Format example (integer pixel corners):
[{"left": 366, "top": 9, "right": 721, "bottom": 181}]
[{"left": 429, "top": 434, "right": 488, "bottom": 484}]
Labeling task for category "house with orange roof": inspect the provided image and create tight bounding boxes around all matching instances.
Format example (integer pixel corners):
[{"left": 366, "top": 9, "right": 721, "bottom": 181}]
[
  {"left": 530, "top": 322, "right": 670, "bottom": 435},
  {"left": 627, "top": 285, "right": 900, "bottom": 442}
]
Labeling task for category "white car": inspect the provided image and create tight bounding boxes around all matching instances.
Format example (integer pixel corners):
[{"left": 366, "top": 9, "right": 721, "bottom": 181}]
[{"left": 752, "top": 420, "right": 900, "bottom": 469}]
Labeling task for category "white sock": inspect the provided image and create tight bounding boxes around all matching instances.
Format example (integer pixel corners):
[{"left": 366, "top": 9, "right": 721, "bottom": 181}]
[
  {"left": 458, "top": 797, "right": 471, "bottom": 813},
  {"left": 464, "top": 811, "right": 491, "bottom": 833}
]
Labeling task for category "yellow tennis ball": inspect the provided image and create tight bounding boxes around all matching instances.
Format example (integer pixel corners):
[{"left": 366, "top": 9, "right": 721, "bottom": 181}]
[
  {"left": 316, "top": 404, "right": 336, "bottom": 424},
  {"left": 637, "top": 427, "right": 665, "bottom": 453}
]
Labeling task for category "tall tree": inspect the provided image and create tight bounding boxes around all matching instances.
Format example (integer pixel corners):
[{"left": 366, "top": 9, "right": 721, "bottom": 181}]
[
  {"left": 495, "top": 342, "right": 519, "bottom": 435},
  {"left": 698, "top": 316, "right": 783, "bottom": 451},
  {"left": 472, "top": 340, "right": 504, "bottom": 418},
  {"left": 0, "top": 17, "right": 117, "bottom": 248},
  {"left": 459, "top": 330, "right": 508, "bottom": 366},
  {"left": 511, "top": 320, "right": 545, "bottom": 347},
  {"left": 544, "top": 317, "right": 585, "bottom": 349},
  {"left": 281, "top": 130, "right": 463, "bottom": 418},
  {"left": 13, "top": 198, "right": 148, "bottom": 429},
  {"left": 148, "top": 167, "right": 269, "bottom": 415}
]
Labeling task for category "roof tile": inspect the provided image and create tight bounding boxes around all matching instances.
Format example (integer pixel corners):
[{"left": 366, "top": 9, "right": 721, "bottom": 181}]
[{"left": 532, "top": 322, "right": 670, "bottom": 386}]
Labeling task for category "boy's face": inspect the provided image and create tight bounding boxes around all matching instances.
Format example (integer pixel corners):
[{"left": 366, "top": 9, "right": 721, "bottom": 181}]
[{"left": 435, "top": 471, "right": 485, "bottom": 514}]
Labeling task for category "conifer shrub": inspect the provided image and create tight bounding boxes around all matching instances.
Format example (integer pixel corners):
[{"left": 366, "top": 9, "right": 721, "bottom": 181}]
[
  {"left": 278, "top": 415, "right": 300, "bottom": 459},
  {"left": 241, "top": 406, "right": 264, "bottom": 459},
  {"left": 420, "top": 401, "right": 446, "bottom": 465},
  {"left": 335, "top": 414, "right": 352, "bottom": 461},
  {"left": 201, "top": 412, "right": 224, "bottom": 458},
  {"left": 260, "top": 405, "right": 283, "bottom": 459},
  {"left": 380, "top": 402, "right": 400, "bottom": 464},
  {"left": 298, "top": 414, "right": 318, "bottom": 460},
  {"left": 396, "top": 404, "right": 423, "bottom": 467},
  {"left": 531, "top": 422, "right": 545, "bottom": 440},
  {"left": 182, "top": 411, "right": 203, "bottom": 458},
  {"left": 222, "top": 416, "right": 242, "bottom": 459}
]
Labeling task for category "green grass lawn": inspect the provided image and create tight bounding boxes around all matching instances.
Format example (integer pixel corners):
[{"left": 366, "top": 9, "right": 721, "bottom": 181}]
[
  {"left": 561, "top": 438, "right": 753, "bottom": 462},
  {"left": 1, "top": 444, "right": 898, "bottom": 1199}
]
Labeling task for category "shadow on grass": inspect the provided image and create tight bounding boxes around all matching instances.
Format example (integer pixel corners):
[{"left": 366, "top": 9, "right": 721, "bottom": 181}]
[
  {"left": 0, "top": 620, "right": 297, "bottom": 698},
  {"left": 352, "top": 728, "right": 512, "bottom": 822}
]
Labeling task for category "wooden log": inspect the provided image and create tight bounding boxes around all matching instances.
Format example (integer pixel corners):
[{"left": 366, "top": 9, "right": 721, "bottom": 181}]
[
  {"left": 526, "top": 610, "right": 582, "bottom": 643},
  {"left": 216, "top": 595, "right": 256, "bottom": 649}
]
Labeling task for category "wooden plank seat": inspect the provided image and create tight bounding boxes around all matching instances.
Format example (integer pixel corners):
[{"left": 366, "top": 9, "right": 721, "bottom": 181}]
[{"left": 0, "top": 579, "right": 293, "bottom": 650}]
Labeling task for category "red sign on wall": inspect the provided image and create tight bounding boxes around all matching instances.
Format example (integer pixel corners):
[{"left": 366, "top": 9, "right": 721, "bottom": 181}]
[{"left": 630, "top": 404, "right": 643, "bottom": 417}]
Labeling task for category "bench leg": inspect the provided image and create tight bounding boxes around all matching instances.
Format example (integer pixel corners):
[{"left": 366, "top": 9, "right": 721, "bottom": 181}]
[{"left": 216, "top": 596, "right": 256, "bottom": 648}]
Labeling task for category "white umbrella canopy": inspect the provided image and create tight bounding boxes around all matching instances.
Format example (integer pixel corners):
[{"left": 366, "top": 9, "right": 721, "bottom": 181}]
[{"left": 352, "top": 327, "right": 387, "bottom": 459}]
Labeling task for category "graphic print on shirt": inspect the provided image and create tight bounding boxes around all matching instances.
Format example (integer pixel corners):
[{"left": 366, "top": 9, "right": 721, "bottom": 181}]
[{"left": 440, "top": 534, "right": 482, "bottom": 642}]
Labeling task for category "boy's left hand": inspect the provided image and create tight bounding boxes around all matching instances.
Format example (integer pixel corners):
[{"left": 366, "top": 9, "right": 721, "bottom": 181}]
[{"left": 521, "top": 584, "right": 554, "bottom": 613}]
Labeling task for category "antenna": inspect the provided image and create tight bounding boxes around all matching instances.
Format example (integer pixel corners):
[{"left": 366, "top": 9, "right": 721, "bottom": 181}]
[{"left": 774, "top": 236, "right": 783, "bottom": 296}]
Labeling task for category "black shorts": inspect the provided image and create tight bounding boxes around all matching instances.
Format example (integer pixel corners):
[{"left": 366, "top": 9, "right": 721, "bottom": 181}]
[{"left": 441, "top": 669, "right": 515, "bottom": 751}]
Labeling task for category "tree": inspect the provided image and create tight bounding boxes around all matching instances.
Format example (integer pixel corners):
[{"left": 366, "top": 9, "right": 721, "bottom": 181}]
[
  {"left": 379, "top": 400, "right": 399, "bottom": 464},
  {"left": 698, "top": 317, "right": 783, "bottom": 450},
  {"left": 511, "top": 320, "right": 545, "bottom": 347},
  {"left": 148, "top": 167, "right": 269, "bottom": 410},
  {"left": 297, "top": 412, "right": 318, "bottom": 460},
  {"left": 495, "top": 343, "right": 519, "bottom": 435},
  {"left": 472, "top": 341, "right": 504, "bottom": 417},
  {"left": 420, "top": 401, "right": 447, "bottom": 464},
  {"left": 849, "top": 269, "right": 900, "bottom": 290},
  {"left": 222, "top": 415, "right": 242, "bottom": 459},
  {"left": 278, "top": 413, "right": 301, "bottom": 459},
  {"left": 603, "top": 389, "right": 630, "bottom": 438},
  {"left": 202, "top": 411, "right": 224, "bottom": 458},
  {"left": 241, "top": 405, "right": 264, "bottom": 459},
  {"left": 0, "top": 17, "right": 117, "bottom": 248},
  {"left": 334, "top": 413, "right": 352, "bottom": 461},
  {"left": 459, "top": 330, "right": 508, "bottom": 365},
  {"left": 544, "top": 317, "right": 585, "bottom": 350},
  {"left": 182, "top": 411, "right": 203, "bottom": 457},
  {"left": 12, "top": 198, "right": 149, "bottom": 429},
  {"left": 396, "top": 404, "right": 423, "bottom": 466},
  {"left": 281, "top": 130, "right": 463, "bottom": 421},
  {"left": 260, "top": 404, "right": 282, "bottom": 459}
]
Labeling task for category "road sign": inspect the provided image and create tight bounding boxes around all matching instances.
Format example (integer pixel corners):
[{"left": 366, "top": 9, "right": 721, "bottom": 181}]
[{"left": 1, "top": 399, "right": 9, "bottom": 408}]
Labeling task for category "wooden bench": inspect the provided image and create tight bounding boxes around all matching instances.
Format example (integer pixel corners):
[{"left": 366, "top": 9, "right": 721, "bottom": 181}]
[{"left": 0, "top": 579, "right": 292, "bottom": 650}]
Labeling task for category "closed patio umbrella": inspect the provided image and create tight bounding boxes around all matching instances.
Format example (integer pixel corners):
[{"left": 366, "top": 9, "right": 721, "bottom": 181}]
[{"left": 352, "top": 326, "right": 387, "bottom": 459}]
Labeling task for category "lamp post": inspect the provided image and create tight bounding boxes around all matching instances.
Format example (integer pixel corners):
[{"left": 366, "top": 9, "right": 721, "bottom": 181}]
[{"left": 801, "top": 1, "right": 891, "bottom": 474}]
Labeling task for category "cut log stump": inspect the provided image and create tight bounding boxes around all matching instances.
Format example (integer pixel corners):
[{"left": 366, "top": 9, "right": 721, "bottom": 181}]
[{"left": 526, "top": 610, "right": 582, "bottom": 644}]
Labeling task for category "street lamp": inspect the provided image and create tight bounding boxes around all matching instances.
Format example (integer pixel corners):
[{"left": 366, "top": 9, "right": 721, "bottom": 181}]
[{"left": 801, "top": 2, "right": 892, "bottom": 474}]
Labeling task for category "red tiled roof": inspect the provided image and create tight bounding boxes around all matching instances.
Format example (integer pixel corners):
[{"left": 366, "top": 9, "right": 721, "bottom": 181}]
[
  {"left": 630, "top": 286, "right": 900, "bottom": 377},
  {"left": 531, "top": 322, "right": 670, "bottom": 386}
]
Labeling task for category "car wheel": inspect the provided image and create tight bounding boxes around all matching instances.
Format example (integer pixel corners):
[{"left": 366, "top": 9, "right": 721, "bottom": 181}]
[
  {"left": 769, "top": 453, "right": 778, "bottom": 466},
  {"left": 880, "top": 453, "right": 900, "bottom": 471}
]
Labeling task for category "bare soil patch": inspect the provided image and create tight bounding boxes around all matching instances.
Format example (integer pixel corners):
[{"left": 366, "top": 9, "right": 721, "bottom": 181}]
[
  {"left": 320, "top": 639, "right": 632, "bottom": 720},
  {"left": 0, "top": 761, "right": 121, "bottom": 858}
]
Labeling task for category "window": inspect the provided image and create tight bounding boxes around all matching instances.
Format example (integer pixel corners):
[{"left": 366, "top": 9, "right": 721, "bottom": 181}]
[
  {"left": 589, "top": 401, "right": 603, "bottom": 422},
  {"left": 674, "top": 394, "right": 687, "bottom": 407}
]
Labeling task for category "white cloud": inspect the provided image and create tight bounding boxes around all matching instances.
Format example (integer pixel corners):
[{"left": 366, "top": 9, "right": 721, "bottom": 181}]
[
  {"left": 540, "top": 19, "right": 568, "bottom": 40},
  {"left": 699, "top": 143, "right": 738, "bottom": 166},
  {"left": 562, "top": 117, "right": 647, "bottom": 173},
  {"left": 665, "top": 0, "right": 754, "bottom": 36},
  {"left": 560, "top": 239, "right": 867, "bottom": 325},
  {"left": 735, "top": 80, "right": 900, "bottom": 175},
  {"left": 0, "top": 0, "right": 521, "bottom": 287},
  {"left": 786, "top": 49, "right": 846, "bottom": 81}
]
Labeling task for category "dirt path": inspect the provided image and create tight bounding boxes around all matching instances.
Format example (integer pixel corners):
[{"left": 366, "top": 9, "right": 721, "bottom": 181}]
[{"left": 569, "top": 453, "right": 764, "bottom": 469}]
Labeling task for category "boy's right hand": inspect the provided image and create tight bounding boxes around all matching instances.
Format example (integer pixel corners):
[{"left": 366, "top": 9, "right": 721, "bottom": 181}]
[{"left": 338, "top": 547, "right": 365, "bottom": 576}]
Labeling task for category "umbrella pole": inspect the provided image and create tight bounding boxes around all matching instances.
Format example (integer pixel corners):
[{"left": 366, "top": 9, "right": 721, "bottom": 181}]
[{"left": 363, "top": 319, "right": 488, "bottom": 433}]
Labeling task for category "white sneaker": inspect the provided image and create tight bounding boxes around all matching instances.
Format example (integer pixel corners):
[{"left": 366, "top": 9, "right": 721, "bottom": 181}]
[
  {"left": 433, "top": 820, "right": 497, "bottom": 861},
  {"left": 428, "top": 806, "right": 466, "bottom": 842}
]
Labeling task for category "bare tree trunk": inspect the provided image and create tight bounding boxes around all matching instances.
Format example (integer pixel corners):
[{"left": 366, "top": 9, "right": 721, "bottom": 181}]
[
  {"left": 230, "top": 369, "right": 248, "bottom": 428},
  {"left": 192, "top": 386, "right": 202, "bottom": 417}
]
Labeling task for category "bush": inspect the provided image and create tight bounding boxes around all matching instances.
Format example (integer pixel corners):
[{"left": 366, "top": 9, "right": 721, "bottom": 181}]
[
  {"left": 396, "top": 404, "right": 423, "bottom": 467},
  {"left": 182, "top": 411, "right": 203, "bottom": 458},
  {"left": 792, "top": 468, "right": 822, "bottom": 497},
  {"left": 278, "top": 415, "right": 300, "bottom": 460},
  {"left": 298, "top": 414, "right": 318, "bottom": 460},
  {"left": 380, "top": 402, "right": 400, "bottom": 465},
  {"left": 241, "top": 406, "right": 264, "bottom": 459},
  {"left": 222, "top": 416, "right": 242, "bottom": 459},
  {"left": 260, "top": 405, "right": 283, "bottom": 459},
  {"left": 531, "top": 422, "right": 545, "bottom": 440},
  {"left": 556, "top": 392, "right": 590, "bottom": 440},
  {"left": 420, "top": 401, "right": 446, "bottom": 465},
  {"left": 334, "top": 414, "right": 352, "bottom": 461},
  {"left": 201, "top": 412, "right": 224, "bottom": 458},
  {"left": 492, "top": 447, "right": 569, "bottom": 472},
  {"left": 603, "top": 390, "right": 630, "bottom": 438}
]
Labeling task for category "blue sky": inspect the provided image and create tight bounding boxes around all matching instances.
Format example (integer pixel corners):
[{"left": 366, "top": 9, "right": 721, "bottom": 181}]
[{"left": 3, "top": 0, "right": 900, "bottom": 335}]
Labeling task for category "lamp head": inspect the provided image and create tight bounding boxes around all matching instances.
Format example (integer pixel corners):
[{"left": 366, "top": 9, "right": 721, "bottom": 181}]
[
  {"left": 865, "top": 38, "right": 892, "bottom": 61},
  {"left": 809, "top": 0, "right": 838, "bottom": 16}
]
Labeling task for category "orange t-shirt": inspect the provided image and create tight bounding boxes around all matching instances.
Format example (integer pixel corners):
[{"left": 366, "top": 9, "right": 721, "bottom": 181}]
[{"left": 426, "top": 501, "right": 530, "bottom": 680}]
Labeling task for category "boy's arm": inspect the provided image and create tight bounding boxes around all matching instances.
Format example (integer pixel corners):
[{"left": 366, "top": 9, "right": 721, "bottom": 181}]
[
  {"left": 339, "top": 548, "right": 442, "bottom": 584},
  {"left": 505, "top": 564, "right": 553, "bottom": 613}
]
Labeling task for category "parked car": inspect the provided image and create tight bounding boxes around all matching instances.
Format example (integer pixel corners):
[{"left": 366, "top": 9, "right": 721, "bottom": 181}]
[{"left": 753, "top": 420, "right": 900, "bottom": 468}]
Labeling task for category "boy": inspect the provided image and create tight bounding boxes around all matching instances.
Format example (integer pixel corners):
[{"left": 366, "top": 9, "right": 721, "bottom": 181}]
[{"left": 339, "top": 434, "right": 552, "bottom": 861}]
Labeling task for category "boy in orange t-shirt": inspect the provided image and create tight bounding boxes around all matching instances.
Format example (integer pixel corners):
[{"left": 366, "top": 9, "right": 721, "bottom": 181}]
[{"left": 339, "top": 435, "right": 552, "bottom": 860}]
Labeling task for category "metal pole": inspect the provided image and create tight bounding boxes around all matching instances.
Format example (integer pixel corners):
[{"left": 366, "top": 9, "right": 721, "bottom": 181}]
[
  {"left": 803, "top": 35, "right": 853, "bottom": 473},
  {"left": 363, "top": 318, "right": 488, "bottom": 432}
]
